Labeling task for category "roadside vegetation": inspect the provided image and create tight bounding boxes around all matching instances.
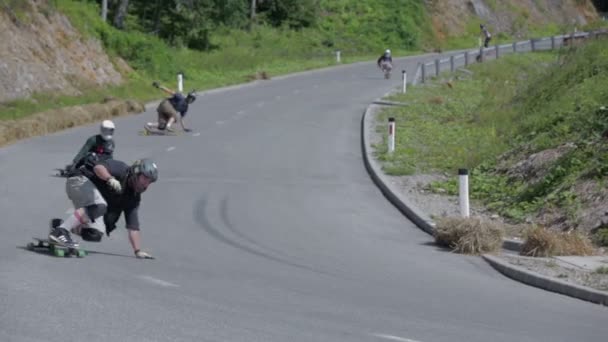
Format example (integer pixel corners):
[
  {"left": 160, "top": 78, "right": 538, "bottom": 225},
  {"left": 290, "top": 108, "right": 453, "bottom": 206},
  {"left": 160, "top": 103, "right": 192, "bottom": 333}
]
[
  {"left": 2, "top": 0, "right": 605, "bottom": 121},
  {"left": 374, "top": 38, "right": 608, "bottom": 251}
]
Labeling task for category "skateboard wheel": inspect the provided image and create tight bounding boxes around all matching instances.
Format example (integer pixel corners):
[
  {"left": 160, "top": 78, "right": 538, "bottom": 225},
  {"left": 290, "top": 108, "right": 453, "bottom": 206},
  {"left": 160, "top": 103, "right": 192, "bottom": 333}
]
[
  {"left": 77, "top": 250, "right": 86, "bottom": 258},
  {"left": 27, "top": 242, "right": 35, "bottom": 251},
  {"left": 54, "top": 249, "right": 65, "bottom": 257}
]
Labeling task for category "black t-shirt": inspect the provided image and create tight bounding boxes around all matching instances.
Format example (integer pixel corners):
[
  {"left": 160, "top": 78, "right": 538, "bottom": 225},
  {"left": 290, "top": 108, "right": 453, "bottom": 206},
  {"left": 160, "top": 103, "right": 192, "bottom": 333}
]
[
  {"left": 88, "top": 159, "right": 141, "bottom": 231},
  {"left": 168, "top": 93, "right": 189, "bottom": 117}
]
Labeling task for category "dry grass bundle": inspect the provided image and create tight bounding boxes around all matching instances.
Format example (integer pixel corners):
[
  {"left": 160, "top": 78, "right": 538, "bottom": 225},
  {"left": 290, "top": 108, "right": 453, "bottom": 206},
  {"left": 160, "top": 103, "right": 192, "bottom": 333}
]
[
  {"left": 520, "top": 226, "right": 595, "bottom": 257},
  {"left": 434, "top": 216, "right": 505, "bottom": 254}
]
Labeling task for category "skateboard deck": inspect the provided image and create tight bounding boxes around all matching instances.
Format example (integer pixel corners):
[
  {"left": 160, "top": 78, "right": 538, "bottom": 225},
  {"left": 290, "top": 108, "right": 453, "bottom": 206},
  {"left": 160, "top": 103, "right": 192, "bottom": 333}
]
[
  {"left": 27, "top": 238, "right": 87, "bottom": 258},
  {"left": 139, "top": 126, "right": 179, "bottom": 136}
]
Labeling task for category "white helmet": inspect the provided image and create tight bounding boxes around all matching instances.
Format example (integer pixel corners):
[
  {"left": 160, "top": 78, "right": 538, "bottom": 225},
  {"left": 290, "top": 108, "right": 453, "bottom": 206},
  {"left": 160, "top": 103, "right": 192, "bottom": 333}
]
[
  {"left": 100, "top": 120, "right": 115, "bottom": 141},
  {"left": 385, "top": 49, "right": 391, "bottom": 55}
]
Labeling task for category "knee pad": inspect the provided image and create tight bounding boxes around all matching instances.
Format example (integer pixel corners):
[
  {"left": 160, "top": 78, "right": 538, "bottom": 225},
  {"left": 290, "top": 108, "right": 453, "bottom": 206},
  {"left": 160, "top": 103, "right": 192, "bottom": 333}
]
[
  {"left": 81, "top": 227, "right": 103, "bottom": 242},
  {"left": 85, "top": 204, "right": 107, "bottom": 222}
]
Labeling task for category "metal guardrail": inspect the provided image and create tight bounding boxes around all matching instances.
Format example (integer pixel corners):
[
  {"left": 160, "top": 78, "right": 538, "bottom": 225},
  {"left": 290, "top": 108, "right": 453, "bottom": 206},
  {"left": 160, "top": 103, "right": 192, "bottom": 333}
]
[{"left": 411, "top": 30, "right": 606, "bottom": 85}]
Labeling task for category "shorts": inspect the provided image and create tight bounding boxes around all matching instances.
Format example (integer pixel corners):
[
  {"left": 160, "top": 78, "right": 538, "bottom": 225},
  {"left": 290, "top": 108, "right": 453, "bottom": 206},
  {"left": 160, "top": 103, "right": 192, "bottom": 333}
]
[
  {"left": 380, "top": 61, "right": 392, "bottom": 72},
  {"left": 157, "top": 99, "right": 179, "bottom": 130},
  {"left": 65, "top": 175, "right": 106, "bottom": 233}
]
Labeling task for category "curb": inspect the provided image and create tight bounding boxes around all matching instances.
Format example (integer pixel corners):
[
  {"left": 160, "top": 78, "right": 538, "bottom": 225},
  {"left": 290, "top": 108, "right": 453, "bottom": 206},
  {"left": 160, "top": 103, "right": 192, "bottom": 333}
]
[
  {"left": 361, "top": 101, "right": 607, "bottom": 306},
  {"left": 482, "top": 254, "right": 608, "bottom": 306}
]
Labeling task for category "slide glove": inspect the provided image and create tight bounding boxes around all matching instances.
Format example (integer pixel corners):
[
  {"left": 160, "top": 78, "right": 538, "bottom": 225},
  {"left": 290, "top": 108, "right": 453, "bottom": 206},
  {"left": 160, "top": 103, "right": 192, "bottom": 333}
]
[{"left": 107, "top": 177, "right": 122, "bottom": 193}]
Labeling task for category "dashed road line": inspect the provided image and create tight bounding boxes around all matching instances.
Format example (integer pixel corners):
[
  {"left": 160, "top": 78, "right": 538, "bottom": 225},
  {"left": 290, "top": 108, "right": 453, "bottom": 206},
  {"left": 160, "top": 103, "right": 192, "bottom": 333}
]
[
  {"left": 137, "top": 275, "right": 179, "bottom": 288},
  {"left": 371, "top": 333, "right": 423, "bottom": 342},
  {"left": 167, "top": 146, "right": 176, "bottom": 152}
]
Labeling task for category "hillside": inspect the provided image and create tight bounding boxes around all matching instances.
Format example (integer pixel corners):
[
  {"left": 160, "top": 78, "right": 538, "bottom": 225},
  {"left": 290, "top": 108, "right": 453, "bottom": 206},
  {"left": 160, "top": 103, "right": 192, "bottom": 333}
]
[
  {"left": 0, "top": 1, "right": 125, "bottom": 103},
  {"left": 0, "top": 0, "right": 601, "bottom": 110}
]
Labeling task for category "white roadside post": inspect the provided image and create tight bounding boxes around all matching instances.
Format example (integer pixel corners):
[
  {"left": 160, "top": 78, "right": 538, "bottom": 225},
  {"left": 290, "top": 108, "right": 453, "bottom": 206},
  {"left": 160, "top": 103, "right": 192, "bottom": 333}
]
[
  {"left": 458, "top": 168, "right": 470, "bottom": 218},
  {"left": 177, "top": 72, "right": 184, "bottom": 93},
  {"left": 388, "top": 117, "right": 396, "bottom": 154},
  {"left": 336, "top": 50, "right": 341, "bottom": 63},
  {"left": 402, "top": 70, "right": 407, "bottom": 94}
]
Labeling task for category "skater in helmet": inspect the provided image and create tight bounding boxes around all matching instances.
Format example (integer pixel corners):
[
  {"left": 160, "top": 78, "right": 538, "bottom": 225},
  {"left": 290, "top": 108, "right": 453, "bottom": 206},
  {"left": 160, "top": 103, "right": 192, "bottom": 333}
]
[
  {"left": 480, "top": 24, "right": 492, "bottom": 48},
  {"left": 377, "top": 49, "right": 393, "bottom": 68},
  {"left": 146, "top": 81, "right": 196, "bottom": 133},
  {"left": 49, "top": 158, "right": 158, "bottom": 259},
  {"left": 377, "top": 49, "right": 393, "bottom": 78},
  {"left": 60, "top": 120, "right": 116, "bottom": 177}
]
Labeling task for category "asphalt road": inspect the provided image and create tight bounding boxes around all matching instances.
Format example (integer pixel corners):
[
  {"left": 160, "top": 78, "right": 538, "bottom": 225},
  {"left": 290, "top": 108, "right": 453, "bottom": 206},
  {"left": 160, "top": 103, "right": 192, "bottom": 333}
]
[{"left": 1, "top": 55, "right": 607, "bottom": 342}]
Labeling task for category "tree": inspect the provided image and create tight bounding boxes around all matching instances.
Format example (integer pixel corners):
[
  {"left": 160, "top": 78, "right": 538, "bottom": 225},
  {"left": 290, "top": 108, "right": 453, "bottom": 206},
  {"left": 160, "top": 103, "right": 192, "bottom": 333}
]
[
  {"left": 101, "top": 0, "right": 107, "bottom": 21},
  {"left": 113, "top": 0, "right": 129, "bottom": 29}
]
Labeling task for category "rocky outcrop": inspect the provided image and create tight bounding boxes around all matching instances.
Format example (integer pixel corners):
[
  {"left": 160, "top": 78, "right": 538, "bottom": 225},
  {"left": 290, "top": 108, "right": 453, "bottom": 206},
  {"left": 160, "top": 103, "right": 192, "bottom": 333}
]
[
  {"left": 0, "top": 1, "right": 123, "bottom": 103},
  {"left": 427, "top": 0, "right": 599, "bottom": 39}
]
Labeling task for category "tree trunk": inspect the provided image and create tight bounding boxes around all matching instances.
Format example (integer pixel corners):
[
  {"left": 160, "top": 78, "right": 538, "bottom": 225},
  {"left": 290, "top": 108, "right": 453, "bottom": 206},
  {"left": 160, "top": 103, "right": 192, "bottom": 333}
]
[
  {"left": 113, "top": 0, "right": 129, "bottom": 29},
  {"left": 249, "top": 0, "right": 256, "bottom": 30},
  {"left": 101, "top": 0, "right": 107, "bottom": 22}
]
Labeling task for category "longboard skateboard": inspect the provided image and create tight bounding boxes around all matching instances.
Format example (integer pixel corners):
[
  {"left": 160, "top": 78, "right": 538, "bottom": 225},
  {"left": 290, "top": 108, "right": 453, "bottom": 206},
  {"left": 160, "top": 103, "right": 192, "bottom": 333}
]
[
  {"left": 27, "top": 238, "right": 87, "bottom": 258},
  {"left": 139, "top": 126, "right": 180, "bottom": 136}
]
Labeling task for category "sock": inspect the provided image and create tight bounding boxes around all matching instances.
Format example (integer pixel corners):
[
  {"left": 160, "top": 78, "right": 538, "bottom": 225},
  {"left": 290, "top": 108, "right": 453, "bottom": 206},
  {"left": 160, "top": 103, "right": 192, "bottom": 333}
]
[{"left": 59, "top": 210, "right": 88, "bottom": 232}]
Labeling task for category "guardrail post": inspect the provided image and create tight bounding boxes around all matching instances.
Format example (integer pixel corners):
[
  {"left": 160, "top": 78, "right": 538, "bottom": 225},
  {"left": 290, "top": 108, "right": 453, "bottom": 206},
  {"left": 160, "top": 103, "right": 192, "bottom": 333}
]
[
  {"left": 495, "top": 44, "right": 499, "bottom": 59},
  {"left": 402, "top": 70, "right": 407, "bottom": 94},
  {"left": 459, "top": 168, "right": 470, "bottom": 218},
  {"left": 531, "top": 39, "right": 536, "bottom": 51},
  {"left": 435, "top": 59, "right": 440, "bottom": 76},
  {"left": 421, "top": 64, "right": 426, "bottom": 84},
  {"left": 551, "top": 36, "right": 555, "bottom": 49},
  {"left": 479, "top": 47, "right": 484, "bottom": 62},
  {"left": 336, "top": 50, "right": 341, "bottom": 63},
  {"left": 513, "top": 42, "right": 517, "bottom": 53},
  {"left": 450, "top": 55, "right": 455, "bottom": 72},
  {"left": 464, "top": 51, "right": 469, "bottom": 66}
]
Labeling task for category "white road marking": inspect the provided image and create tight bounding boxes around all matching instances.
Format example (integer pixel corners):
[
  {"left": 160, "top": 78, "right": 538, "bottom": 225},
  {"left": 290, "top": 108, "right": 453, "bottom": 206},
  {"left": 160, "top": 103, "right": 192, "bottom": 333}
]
[
  {"left": 372, "top": 333, "right": 422, "bottom": 342},
  {"left": 293, "top": 89, "right": 300, "bottom": 94},
  {"left": 256, "top": 101, "right": 265, "bottom": 107},
  {"left": 236, "top": 110, "right": 245, "bottom": 115},
  {"left": 193, "top": 132, "right": 201, "bottom": 136},
  {"left": 166, "top": 146, "right": 175, "bottom": 152},
  {"left": 274, "top": 95, "right": 281, "bottom": 100},
  {"left": 216, "top": 120, "right": 225, "bottom": 125},
  {"left": 137, "top": 275, "right": 179, "bottom": 288}
]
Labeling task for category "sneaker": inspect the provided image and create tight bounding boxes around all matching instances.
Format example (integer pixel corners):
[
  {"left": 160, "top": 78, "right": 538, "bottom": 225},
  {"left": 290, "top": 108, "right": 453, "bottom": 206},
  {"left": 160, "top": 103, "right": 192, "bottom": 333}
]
[{"left": 49, "top": 227, "right": 79, "bottom": 247}]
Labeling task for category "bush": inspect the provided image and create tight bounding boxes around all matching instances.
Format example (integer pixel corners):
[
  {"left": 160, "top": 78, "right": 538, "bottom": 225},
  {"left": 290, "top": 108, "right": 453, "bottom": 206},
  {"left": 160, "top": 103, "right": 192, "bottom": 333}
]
[
  {"left": 520, "top": 226, "right": 595, "bottom": 257},
  {"left": 593, "top": 228, "right": 608, "bottom": 247},
  {"left": 434, "top": 216, "right": 505, "bottom": 254}
]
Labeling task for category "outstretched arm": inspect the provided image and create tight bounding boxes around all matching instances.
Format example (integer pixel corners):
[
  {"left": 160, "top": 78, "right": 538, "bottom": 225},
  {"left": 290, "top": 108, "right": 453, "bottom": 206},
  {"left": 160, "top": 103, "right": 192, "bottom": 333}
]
[
  {"left": 152, "top": 81, "right": 175, "bottom": 96},
  {"left": 72, "top": 136, "right": 96, "bottom": 164}
]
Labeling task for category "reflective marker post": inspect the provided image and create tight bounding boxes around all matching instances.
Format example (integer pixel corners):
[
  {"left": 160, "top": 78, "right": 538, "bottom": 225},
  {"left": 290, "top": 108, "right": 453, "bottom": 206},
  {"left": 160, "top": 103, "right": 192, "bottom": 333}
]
[
  {"left": 177, "top": 72, "right": 184, "bottom": 92},
  {"left": 402, "top": 70, "right": 407, "bottom": 94},
  {"left": 336, "top": 50, "right": 341, "bottom": 63},
  {"left": 388, "top": 117, "right": 396, "bottom": 154},
  {"left": 459, "top": 168, "right": 470, "bottom": 218}
]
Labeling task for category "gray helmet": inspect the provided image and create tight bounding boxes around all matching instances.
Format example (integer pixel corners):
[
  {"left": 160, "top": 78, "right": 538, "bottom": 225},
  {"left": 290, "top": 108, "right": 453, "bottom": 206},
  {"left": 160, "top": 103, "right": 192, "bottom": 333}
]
[{"left": 131, "top": 158, "right": 158, "bottom": 182}]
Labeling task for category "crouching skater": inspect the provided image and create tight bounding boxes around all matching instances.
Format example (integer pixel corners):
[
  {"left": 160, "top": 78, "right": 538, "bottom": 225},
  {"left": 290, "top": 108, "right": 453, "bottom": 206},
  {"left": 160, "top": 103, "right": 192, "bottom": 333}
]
[{"left": 49, "top": 158, "right": 159, "bottom": 259}]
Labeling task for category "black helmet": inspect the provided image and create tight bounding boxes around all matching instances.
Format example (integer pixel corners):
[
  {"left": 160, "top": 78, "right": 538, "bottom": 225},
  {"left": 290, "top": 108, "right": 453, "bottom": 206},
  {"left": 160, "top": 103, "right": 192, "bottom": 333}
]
[
  {"left": 131, "top": 158, "right": 158, "bottom": 182},
  {"left": 186, "top": 90, "right": 197, "bottom": 104}
]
